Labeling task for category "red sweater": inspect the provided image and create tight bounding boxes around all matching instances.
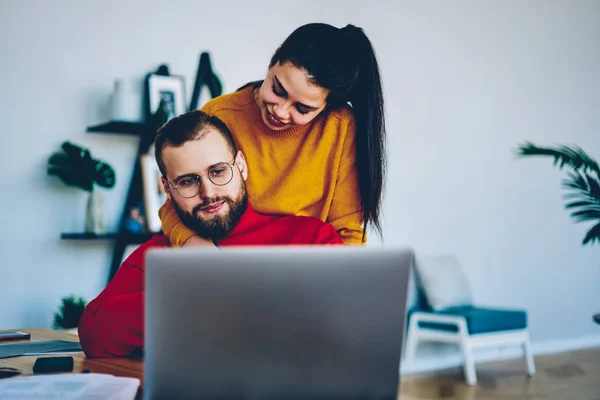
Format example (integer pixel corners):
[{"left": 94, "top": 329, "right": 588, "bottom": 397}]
[{"left": 78, "top": 203, "right": 343, "bottom": 357}]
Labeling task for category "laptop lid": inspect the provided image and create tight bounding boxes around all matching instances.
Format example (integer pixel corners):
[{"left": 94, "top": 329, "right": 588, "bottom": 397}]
[{"left": 144, "top": 246, "right": 412, "bottom": 400}]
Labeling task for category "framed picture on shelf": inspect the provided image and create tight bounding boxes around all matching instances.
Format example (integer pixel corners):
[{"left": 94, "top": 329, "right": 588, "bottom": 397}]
[
  {"left": 146, "top": 73, "right": 187, "bottom": 121},
  {"left": 140, "top": 154, "right": 167, "bottom": 233}
]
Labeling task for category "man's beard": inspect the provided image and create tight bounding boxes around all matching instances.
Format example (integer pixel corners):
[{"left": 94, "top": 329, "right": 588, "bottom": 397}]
[{"left": 172, "top": 182, "right": 248, "bottom": 240}]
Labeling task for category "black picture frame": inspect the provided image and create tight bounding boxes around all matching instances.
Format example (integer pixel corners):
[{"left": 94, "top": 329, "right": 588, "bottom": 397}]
[{"left": 144, "top": 72, "right": 187, "bottom": 123}]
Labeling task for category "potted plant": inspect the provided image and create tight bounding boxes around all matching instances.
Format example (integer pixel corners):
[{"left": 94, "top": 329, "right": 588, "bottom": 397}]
[
  {"left": 53, "top": 295, "right": 87, "bottom": 334},
  {"left": 47, "top": 141, "right": 116, "bottom": 234}
]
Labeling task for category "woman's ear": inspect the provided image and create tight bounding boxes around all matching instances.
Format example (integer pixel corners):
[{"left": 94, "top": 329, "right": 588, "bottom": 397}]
[{"left": 235, "top": 151, "right": 248, "bottom": 181}]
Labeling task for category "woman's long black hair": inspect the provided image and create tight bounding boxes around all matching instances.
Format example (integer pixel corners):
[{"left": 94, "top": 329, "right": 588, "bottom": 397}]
[{"left": 242, "top": 23, "right": 386, "bottom": 239}]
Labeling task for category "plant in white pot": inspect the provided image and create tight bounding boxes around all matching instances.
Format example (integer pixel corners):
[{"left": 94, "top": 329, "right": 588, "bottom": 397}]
[
  {"left": 53, "top": 295, "right": 87, "bottom": 334},
  {"left": 47, "top": 141, "right": 116, "bottom": 234}
]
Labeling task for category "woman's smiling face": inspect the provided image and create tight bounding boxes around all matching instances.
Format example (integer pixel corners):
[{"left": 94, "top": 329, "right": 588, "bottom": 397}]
[{"left": 256, "top": 61, "right": 329, "bottom": 131}]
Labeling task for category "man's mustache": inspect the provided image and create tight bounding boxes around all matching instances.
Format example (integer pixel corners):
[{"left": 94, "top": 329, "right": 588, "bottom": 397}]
[{"left": 192, "top": 197, "right": 230, "bottom": 215}]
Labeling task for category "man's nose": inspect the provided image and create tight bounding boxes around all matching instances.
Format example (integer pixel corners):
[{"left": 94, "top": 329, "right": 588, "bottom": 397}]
[{"left": 198, "top": 176, "right": 218, "bottom": 199}]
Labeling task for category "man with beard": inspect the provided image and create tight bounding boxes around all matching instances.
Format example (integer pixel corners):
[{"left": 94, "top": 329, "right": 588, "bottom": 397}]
[{"left": 78, "top": 110, "right": 342, "bottom": 358}]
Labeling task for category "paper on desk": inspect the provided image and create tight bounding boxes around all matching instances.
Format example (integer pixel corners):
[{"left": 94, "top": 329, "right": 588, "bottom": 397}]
[
  {"left": 0, "top": 373, "right": 140, "bottom": 400},
  {"left": 0, "top": 340, "right": 82, "bottom": 359}
]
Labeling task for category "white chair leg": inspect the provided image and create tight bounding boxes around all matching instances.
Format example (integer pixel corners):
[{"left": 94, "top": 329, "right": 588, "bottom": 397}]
[
  {"left": 523, "top": 333, "right": 535, "bottom": 376},
  {"left": 460, "top": 341, "right": 477, "bottom": 385},
  {"left": 404, "top": 320, "right": 419, "bottom": 368}
]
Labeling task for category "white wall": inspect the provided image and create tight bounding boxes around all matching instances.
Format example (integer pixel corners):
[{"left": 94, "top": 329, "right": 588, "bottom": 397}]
[{"left": 0, "top": 0, "right": 598, "bottom": 368}]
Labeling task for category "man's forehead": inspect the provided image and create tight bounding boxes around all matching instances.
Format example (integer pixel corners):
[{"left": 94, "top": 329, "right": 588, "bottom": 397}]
[{"left": 163, "top": 130, "right": 232, "bottom": 177}]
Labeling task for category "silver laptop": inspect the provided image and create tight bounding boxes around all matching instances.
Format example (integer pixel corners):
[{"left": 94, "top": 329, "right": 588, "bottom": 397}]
[{"left": 144, "top": 246, "right": 413, "bottom": 400}]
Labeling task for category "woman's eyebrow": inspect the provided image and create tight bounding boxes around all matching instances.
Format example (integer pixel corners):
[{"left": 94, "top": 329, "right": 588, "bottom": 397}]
[
  {"left": 274, "top": 75, "right": 320, "bottom": 111},
  {"left": 273, "top": 75, "right": 288, "bottom": 96}
]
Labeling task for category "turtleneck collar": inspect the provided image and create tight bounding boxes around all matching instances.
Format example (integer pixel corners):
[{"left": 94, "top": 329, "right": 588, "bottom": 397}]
[{"left": 213, "top": 201, "right": 269, "bottom": 245}]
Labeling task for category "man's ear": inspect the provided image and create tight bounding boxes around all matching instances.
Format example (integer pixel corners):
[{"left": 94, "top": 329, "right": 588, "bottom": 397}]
[
  {"left": 160, "top": 176, "right": 172, "bottom": 200},
  {"left": 235, "top": 151, "right": 248, "bottom": 181}
]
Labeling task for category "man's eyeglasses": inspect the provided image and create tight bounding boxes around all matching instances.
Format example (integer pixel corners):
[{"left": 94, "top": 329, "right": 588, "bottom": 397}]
[{"left": 166, "top": 160, "right": 236, "bottom": 199}]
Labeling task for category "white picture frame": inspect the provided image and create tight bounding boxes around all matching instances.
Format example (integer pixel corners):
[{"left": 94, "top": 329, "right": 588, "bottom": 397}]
[
  {"left": 147, "top": 74, "right": 187, "bottom": 120},
  {"left": 140, "top": 154, "right": 167, "bottom": 233}
]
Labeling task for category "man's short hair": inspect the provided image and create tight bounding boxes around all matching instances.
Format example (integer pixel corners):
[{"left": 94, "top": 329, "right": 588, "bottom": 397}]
[{"left": 154, "top": 111, "right": 237, "bottom": 177}]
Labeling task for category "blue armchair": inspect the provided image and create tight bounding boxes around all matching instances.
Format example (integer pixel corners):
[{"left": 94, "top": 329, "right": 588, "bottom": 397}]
[{"left": 404, "top": 255, "right": 535, "bottom": 385}]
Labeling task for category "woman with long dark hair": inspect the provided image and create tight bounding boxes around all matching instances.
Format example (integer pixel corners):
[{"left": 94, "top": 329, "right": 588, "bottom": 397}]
[{"left": 159, "top": 22, "right": 386, "bottom": 245}]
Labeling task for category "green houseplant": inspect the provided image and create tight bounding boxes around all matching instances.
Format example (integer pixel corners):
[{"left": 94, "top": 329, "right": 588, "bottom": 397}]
[
  {"left": 517, "top": 141, "right": 600, "bottom": 325},
  {"left": 47, "top": 141, "right": 116, "bottom": 234},
  {"left": 53, "top": 295, "right": 87, "bottom": 332},
  {"left": 516, "top": 141, "right": 600, "bottom": 246}
]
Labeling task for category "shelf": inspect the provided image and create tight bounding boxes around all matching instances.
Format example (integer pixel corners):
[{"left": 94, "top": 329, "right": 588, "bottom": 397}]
[
  {"left": 86, "top": 121, "right": 149, "bottom": 136},
  {"left": 61, "top": 233, "right": 117, "bottom": 240},
  {"left": 61, "top": 232, "right": 159, "bottom": 244}
]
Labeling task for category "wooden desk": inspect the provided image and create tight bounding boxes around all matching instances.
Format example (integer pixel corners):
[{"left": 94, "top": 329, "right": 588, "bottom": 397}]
[
  {"left": 2, "top": 328, "right": 405, "bottom": 400},
  {"left": 0, "top": 328, "right": 143, "bottom": 396}
]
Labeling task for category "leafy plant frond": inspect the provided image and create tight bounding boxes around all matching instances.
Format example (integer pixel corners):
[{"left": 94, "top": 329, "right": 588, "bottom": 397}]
[
  {"left": 48, "top": 153, "right": 72, "bottom": 167},
  {"left": 47, "top": 141, "right": 115, "bottom": 192},
  {"left": 516, "top": 141, "right": 600, "bottom": 177},
  {"left": 570, "top": 209, "right": 600, "bottom": 222},
  {"left": 560, "top": 169, "right": 600, "bottom": 244},
  {"left": 583, "top": 222, "right": 600, "bottom": 245},
  {"left": 518, "top": 141, "right": 600, "bottom": 246},
  {"left": 565, "top": 200, "right": 600, "bottom": 211},
  {"left": 587, "top": 173, "right": 600, "bottom": 199},
  {"left": 52, "top": 295, "right": 87, "bottom": 330},
  {"left": 93, "top": 160, "right": 116, "bottom": 189}
]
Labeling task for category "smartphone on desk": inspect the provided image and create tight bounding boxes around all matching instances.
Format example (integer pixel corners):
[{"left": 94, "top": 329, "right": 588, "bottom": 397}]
[
  {"left": 33, "top": 356, "right": 74, "bottom": 373},
  {"left": 0, "top": 331, "right": 31, "bottom": 341}
]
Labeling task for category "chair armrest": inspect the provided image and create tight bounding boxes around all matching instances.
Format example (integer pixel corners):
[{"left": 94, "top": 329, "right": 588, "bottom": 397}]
[{"left": 409, "top": 311, "right": 468, "bottom": 333}]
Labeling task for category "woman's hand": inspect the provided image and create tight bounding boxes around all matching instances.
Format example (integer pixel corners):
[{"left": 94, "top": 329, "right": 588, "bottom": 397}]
[{"left": 182, "top": 235, "right": 216, "bottom": 248}]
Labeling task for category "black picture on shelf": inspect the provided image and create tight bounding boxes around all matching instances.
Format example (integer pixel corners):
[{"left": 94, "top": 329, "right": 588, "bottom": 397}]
[
  {"left": 144, "top": 72, "right": 186, "bottom": 123},
  {"left": 159, "top": 90, "right": 176, "bottom": 119}
]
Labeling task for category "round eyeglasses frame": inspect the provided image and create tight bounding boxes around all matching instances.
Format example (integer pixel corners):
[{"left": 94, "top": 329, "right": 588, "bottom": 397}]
[{"left": 165, "top": 159, "right": 236, "bottom": 199}]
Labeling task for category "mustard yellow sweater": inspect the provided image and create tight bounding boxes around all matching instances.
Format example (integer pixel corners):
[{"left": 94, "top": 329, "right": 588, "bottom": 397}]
[{"left": 158, "top": 85, "right": 365, "bottom": 245}]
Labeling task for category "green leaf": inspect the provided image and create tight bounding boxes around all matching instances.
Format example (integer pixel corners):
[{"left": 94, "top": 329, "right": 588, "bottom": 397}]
[
  {"left": 47, "top": 167, "right": 91, "bottom": 191},
  {"left": 53, "top": 295, "right": 87, "bottom": 330},
  {"left": 562, "top": 192, "right": 593, "bottom": 200},
  {"left": 583, "top": 222, "right": 600, "bottom": 245},
  {"left": 565, "top": 200, "right": 600, "bottom": 210},
  {"left": 562, "top": 170, "right": 587, "bottom": 189},
  {"left": 46, "top": 141, "right": 114, "bottom": 192},
  {"left": 516, "top": 141, "right": 600, "bottom": 177},
  {"left": 61, "top": 142, "right": 86, "bottom": 160},
  {"left": 559, "top": 170, "right": 600, "bottom": 228},
  {"left": 93, "top": 160, "right": 116, "bottom": 189},
  {"left": 587, "top": 174, "right": 600, "bottom": 199},
  {"left": 48, "top": 153, "right": 72, "bottom": 167},
  {"left": 518, "top": 141, "right": 600, "bottom": 245},
  {"left": 570, "top": 209, "right": 600, "bottom": 222}
]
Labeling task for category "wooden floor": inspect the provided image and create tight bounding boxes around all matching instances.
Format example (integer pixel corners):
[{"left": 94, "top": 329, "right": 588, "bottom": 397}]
[{"left": 398, "top": 347, "right": 600, "bottom": 400}]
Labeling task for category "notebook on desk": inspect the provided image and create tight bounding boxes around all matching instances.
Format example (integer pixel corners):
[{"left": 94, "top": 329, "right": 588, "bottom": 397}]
[
  {"left": 0, "top": 340, "right": 81, "bottom": 359},
  {"left": 0, "top": 373, "right": 139, "bottom": 399},
  {"left": 144, "top": 246, "right": 413, "bottom": 400}
]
